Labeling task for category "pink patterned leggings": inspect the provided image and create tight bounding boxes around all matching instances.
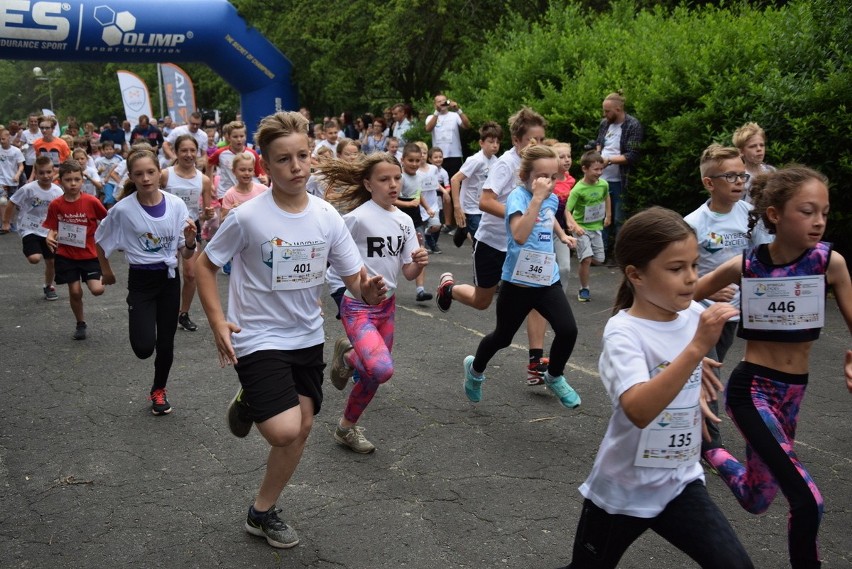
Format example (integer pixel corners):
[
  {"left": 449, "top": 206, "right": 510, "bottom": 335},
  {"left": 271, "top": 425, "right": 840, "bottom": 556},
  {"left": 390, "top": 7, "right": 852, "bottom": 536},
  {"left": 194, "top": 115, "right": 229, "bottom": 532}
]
[{"left": 340, "top": 295, "right": 396, "bottom": 423}]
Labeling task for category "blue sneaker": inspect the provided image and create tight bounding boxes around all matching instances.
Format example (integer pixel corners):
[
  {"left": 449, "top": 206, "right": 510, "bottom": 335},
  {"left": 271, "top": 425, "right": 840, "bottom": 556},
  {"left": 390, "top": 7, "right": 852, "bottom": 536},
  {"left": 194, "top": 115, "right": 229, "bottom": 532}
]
[
  {"left": 463, "top": 355, "right": 484, "bottom": 403},
  {"left": 577, "top": 288, "right": 591, "bottom": 302},
  {"left": 545, "top": 375, "right": 581, "bottom": 408},
  {"left": 223, "top": 261, "right": 232, "bottom": 275}
]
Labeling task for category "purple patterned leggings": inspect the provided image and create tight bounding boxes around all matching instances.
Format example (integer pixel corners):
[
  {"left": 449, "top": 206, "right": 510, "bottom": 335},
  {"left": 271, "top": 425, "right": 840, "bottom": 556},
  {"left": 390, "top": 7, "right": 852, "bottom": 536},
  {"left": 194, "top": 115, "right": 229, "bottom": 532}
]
[
  {"left": 704, "top": 362, "right": 823, "bottom": 569},
  {"left": 340, "top": 295, "right": 395, "bottom": 424}
]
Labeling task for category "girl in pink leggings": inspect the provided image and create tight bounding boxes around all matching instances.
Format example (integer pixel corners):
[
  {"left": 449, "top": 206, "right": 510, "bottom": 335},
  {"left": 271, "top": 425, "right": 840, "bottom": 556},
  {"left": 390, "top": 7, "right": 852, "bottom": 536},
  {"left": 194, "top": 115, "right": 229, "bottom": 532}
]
[
  {"left": 695, "top": 166, "right": 852, "bottom": 569},
  {"left": 324, "top": 153, "right": 429, "bottom": 453}
]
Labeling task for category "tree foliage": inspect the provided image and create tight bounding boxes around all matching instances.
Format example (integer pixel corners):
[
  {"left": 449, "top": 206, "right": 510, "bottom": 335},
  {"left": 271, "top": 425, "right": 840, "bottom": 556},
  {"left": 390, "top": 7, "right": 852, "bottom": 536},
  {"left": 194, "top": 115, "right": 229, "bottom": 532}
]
[{"left": 443, "top": 0, "right": 852, "bottom": 255}]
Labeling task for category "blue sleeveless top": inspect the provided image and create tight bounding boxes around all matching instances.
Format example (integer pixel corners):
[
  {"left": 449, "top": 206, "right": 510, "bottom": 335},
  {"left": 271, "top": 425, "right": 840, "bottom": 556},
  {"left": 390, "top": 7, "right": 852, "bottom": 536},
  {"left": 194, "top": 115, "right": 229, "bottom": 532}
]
[{"left": 737, "top": 242, "right": 831, "bottom": 342}]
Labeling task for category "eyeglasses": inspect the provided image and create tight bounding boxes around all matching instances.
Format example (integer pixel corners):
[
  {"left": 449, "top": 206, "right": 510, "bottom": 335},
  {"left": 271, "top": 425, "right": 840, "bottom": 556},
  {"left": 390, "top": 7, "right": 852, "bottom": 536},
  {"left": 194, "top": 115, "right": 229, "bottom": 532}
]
[{"left": 708, "top": 172, "right": 750, "bottom": 183}]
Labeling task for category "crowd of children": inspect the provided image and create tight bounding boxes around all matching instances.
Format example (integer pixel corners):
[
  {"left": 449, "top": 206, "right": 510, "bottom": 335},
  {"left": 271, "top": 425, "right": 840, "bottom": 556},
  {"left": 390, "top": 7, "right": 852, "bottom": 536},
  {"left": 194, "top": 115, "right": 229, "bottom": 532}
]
[{"left": 1, "top": 106, "right": 848, "bottom": 569}]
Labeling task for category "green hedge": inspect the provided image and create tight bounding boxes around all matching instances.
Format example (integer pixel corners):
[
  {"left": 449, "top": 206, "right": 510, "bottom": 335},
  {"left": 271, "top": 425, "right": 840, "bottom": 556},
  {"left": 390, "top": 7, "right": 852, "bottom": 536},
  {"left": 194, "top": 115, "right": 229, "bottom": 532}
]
[{"left": 442, "top": 0, "right": 852, "bottom": 256}]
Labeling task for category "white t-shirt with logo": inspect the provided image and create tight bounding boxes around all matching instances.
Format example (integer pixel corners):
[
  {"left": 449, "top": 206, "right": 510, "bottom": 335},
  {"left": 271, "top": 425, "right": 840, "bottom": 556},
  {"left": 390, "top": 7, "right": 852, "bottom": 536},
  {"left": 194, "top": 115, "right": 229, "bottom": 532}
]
[
  {"left": 95, "top": 191, "right": 190, "bottom": 275},
  {"left": 163, "top": 166, "right": 203, "bottom": 221},
  {"left": 0, "top": 146, "right": 24, "bottom": 186},
  {"left": 601, "top": 122, "right": 622, "bottom": 183},
  {"left": 474, "top": 147, "right": 520, "bottom": 252},
  {"left": 204, "top": 192, "right": 363, "bottom": 356},
  {"left": 459, "top": 150, "right": 497, "bottom": 215},
  {"left": 327, "top": 199, "right": 418, "bottom": 298},
  {"left": 20, "top": 129, "right": 42, "bottom": 165},
  {"left": 426, "top": 112, "right": 464, "bottom": 158},
  {"left": 10, "top": 181, "right": 63, "bottom": 237},
  {"left": 418, "top": 164, "right": 441, "bottom": 220},
  {"left": 685, "top": 199, "right": 758, "bottom": 315},
  {"left": 580, "top": 302, "right": 706, "bottom": 518}
]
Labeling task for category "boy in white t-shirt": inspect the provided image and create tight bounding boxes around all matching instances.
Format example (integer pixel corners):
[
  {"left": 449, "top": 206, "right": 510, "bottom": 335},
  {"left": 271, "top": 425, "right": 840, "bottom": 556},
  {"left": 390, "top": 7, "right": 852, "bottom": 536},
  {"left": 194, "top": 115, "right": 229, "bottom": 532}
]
[
  {"left": 0, "top": 128, "right": 25, "bottom": 232},
  {"left": 195, "top": 111, "right": 387, "bottom": 550},
  {"left": 3, "top": 155, "right": 63, "bottom": 298},
  {"left": 449, "top": 121, "right": 502, "bottom": 247},
  {"left": 684, "top": 144, "right": 772, "bottom": 458}
]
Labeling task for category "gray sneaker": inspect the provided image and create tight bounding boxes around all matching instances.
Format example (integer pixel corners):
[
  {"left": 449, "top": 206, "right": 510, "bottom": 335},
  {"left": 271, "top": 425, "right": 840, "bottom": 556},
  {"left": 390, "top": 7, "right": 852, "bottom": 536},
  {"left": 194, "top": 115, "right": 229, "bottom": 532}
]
[
  {"left": 334, "top": 424, "right": 376, "bottom": 453},
  {"left": 330, "top": 337, "right": 354, "bottom": 390},
  {"left": 43, "top": 285, "right": 58, "bottom": 301},
  {"left": 245, "top": 506, "right": 299, "bottom": 549},
  {"left": 226, "top": 387, "right": 253, "bottom": 438}
]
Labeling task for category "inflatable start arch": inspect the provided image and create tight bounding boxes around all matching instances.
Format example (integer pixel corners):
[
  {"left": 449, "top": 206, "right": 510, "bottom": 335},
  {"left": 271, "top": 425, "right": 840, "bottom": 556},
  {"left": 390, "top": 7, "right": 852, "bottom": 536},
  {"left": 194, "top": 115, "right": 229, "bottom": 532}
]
[{"left": 0, "top": 0, "right": 298, "bottom": 134}]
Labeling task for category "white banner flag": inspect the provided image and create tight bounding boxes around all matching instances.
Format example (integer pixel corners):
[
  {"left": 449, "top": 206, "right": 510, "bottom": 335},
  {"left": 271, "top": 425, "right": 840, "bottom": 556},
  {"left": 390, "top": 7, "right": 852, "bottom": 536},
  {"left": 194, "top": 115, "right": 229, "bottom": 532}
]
[{"left": 116, "top": 70, "right": 153, "bottom": 128}]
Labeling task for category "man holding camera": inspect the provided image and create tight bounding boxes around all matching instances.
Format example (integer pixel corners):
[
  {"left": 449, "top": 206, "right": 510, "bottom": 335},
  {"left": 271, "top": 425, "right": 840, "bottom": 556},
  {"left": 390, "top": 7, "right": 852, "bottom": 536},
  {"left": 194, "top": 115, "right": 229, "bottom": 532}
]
[{"left": 425, "top": 93, "right": 471, "bottom": 179}]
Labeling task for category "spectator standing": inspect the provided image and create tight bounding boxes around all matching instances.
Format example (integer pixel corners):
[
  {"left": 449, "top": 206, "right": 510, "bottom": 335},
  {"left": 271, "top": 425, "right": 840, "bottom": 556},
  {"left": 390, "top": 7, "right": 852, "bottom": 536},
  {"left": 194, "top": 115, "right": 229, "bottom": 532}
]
[
  {"left": 595, "top": 91, "right": 642, "bottom": 253},
  {"left": 424, "top": 93, "right": 470, "bottom": 179}
]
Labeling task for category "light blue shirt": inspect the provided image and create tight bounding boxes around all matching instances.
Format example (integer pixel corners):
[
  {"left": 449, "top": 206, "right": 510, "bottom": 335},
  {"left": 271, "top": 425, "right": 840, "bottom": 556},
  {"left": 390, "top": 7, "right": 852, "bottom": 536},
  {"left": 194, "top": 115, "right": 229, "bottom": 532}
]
[{"left": 501, "top": 186, "right": 560, "bottom": 286}]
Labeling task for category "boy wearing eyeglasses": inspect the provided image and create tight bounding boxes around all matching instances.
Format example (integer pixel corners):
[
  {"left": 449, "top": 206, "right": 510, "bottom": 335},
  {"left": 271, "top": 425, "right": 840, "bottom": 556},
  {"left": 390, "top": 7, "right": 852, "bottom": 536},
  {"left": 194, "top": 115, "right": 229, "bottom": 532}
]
[
  {"left": 31, "top": 116, "right": 70, "bottom": 177},
  {"left": 684, "top": 143, "right": 774, "bottom": 459}
]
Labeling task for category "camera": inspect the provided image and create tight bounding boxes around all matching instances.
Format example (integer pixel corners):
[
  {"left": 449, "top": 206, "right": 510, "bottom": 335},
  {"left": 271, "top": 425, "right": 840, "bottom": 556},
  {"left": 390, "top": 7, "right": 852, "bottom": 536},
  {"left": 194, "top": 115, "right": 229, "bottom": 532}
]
[
  {"left": 441, "top": 101, "right": 450, "bottom": 107},
  {"left": 583, "top": 140, "right": 597, "bottom": 151}
]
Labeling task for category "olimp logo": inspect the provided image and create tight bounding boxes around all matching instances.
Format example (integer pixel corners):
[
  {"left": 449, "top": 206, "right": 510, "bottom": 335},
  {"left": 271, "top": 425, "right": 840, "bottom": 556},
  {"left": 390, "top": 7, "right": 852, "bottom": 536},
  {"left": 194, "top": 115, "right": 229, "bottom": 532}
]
[{"left": 93, "top": 5, "right": 189, "bottom": 49}]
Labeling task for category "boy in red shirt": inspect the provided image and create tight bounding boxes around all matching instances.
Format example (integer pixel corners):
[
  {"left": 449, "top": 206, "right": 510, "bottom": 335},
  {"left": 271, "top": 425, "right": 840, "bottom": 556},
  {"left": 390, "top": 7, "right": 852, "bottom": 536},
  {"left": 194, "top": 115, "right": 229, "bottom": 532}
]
[{"left": 44, "top": 160, "right": 108, "bottom": 339}]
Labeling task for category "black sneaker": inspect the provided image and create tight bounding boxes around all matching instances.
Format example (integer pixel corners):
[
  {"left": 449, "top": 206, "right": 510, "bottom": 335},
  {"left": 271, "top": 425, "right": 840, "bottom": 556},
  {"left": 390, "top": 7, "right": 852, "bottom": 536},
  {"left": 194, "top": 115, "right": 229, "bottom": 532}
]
[
  {"left": 436, "top": 272, "right": 454, "bottom": 312},
  {"left": 453, "top": 227, "right": 468, "bottom": 248},
  {"left": 178, "top": 312, "right": 198, "bottom": 331},
  {"left": 73, "top": 322, "right": 87, "bottom": 340},
  {"left": 415, "top": 290, "right": 433, "bottom": 302},
  {"left": 226, "top": 387, "right": 253, "bottom": 437},
  {"left": 149, "top": 388, "right": 172, "bottom": 415},
  {"left": 430, "top": 244, "right": 442, "bottom": 254},
  {"left": 245, "top": 506, "right": 299, "bottom": 549}
]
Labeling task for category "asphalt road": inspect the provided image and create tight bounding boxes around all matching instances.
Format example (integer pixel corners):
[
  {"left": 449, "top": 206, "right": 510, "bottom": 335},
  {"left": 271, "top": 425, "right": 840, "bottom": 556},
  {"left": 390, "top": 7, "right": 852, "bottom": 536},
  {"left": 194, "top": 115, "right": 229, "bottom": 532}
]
[{"left": 1, "top": 231, "right": 850, "bottom": 568}]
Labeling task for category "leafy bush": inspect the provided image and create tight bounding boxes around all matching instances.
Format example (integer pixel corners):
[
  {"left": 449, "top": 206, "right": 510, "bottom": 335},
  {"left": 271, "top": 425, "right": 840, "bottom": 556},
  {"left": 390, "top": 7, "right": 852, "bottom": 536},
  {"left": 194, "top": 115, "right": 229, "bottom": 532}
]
[{"left": 444, "top": 0, "right": 852, "bottom": 256}]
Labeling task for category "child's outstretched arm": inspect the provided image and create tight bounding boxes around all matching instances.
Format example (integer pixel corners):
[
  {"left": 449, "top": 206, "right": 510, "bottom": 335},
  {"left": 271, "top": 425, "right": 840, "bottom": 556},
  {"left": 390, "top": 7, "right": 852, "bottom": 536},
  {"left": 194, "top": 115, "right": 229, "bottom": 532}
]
[
  {"left": 694, "top": 254, "right": 741, "bottom": 301},
  {"left": 620, "top": 303, "right": 739, "bottom": 428}
]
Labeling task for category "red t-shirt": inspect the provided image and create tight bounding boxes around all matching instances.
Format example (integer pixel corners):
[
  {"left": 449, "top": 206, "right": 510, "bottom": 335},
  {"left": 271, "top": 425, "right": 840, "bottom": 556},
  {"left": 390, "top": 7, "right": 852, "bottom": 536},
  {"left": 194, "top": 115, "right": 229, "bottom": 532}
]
[
  {"left": 43, "top": 193, "right": 108, "bottom": 259},
  {"left": 33, "top": 137, "right": 71, "bottom": 166},
  {"left": 208, "top": 146, "right": 266, "bottom": 176},
  {"left": 553, "top": 174, "right": 577, "bottom": 230}
]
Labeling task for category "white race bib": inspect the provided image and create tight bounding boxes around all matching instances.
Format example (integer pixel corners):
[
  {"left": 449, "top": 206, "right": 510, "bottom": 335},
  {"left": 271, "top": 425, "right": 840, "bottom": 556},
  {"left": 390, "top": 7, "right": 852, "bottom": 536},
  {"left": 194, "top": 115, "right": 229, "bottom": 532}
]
[
  {"left": 57, "top": 221, "right": 87, "bottom": 248},
  {"left": 634, "top": 403, "right": 702, "bottom": 468},
  {"left": 741, "top": 275, "right": 824, "bottom": 330},
  {"left": 511, "top": 248, "right": 555, "bottom": 286},
  {"left": 271, "top": 241, "right": 328, "bottom": 290},
  {"left": 583, "top": 202, "right": 605, "bottom": 223},
  {"left": 20, "top": 213, "right": 44, "bottom": 234}
]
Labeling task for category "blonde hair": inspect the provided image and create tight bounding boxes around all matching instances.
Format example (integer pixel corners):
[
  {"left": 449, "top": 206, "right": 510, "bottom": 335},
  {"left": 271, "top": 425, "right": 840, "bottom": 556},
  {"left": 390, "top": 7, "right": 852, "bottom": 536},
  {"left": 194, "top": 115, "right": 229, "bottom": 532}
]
[
  {"left": 323, "top": 153, "right": 401, "bottom": 213},
  {"left": 732, "top": 122, "right": 766, "bottom": 150},
  {"left": 254, "top": 112, "right": 309, "bottom": 155},
  {"left": 699, "top": 144, "right": 743, "bottom": 178},
  {"left": 518, "top": 144, "right": 558, "bottom": 181},
  {"left": 232, "top": 151, "right": 256, "bottom": 171},
  {"left": 604, "top": 90, "right": 626, "bottom": 107}
]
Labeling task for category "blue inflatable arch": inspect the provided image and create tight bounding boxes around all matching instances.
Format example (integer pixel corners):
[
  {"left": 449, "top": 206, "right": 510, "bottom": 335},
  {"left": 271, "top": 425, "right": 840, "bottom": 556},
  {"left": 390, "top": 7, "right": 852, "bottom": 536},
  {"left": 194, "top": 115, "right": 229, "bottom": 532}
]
[{"left": 0, "top": 0, "right": 298, "bottom": 136}]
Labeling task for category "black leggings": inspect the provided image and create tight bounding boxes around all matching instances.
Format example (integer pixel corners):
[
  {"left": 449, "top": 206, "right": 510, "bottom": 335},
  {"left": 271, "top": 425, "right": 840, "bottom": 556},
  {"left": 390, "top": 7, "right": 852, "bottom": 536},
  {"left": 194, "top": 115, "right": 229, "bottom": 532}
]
[
  {"left": 473, "top": 281, "right": 577, "bottom": 376},
  {"left": 127, "top": 268, "right": 181, "bottom": 391},
  {"left": 564, "top": 481, "right": 753, "bottom": 568}
]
